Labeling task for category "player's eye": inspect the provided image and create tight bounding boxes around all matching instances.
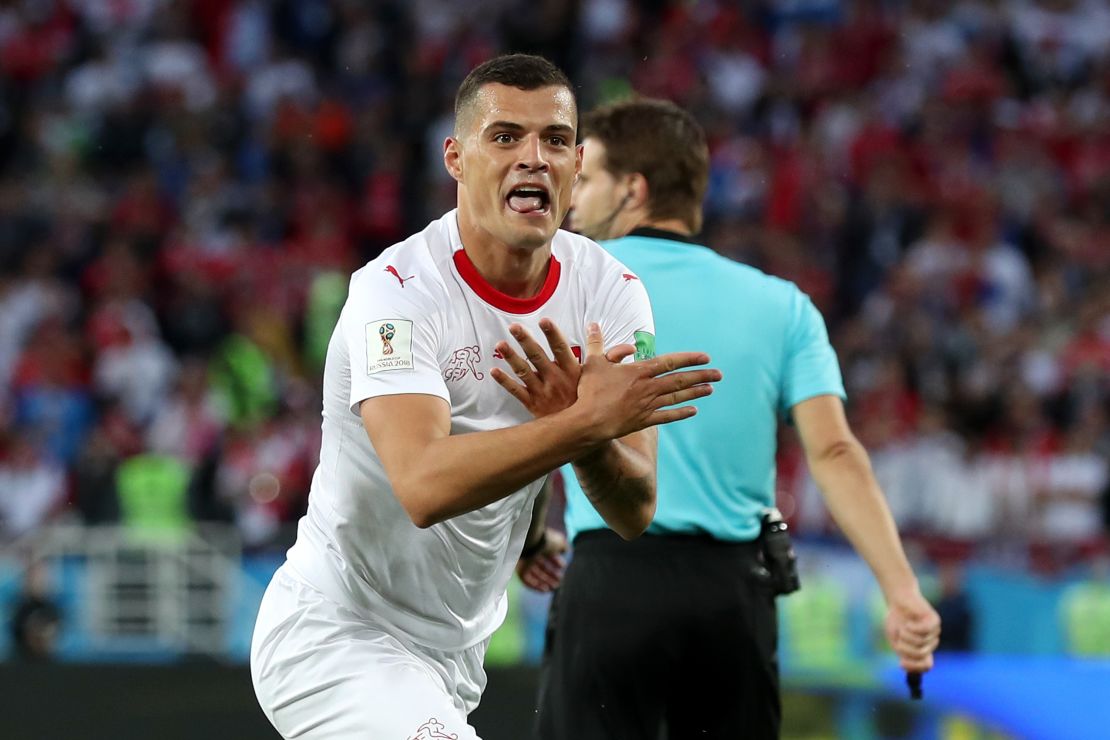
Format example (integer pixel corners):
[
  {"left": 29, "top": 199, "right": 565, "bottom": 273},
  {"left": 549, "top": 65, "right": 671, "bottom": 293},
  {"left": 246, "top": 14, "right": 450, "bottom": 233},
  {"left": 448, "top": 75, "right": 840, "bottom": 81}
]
[
  {"left": 494, "top": 133, "right": 515, "bottom": 144},
  {"left": 547, "top": 136, "right": 567, "bottom": 147}
]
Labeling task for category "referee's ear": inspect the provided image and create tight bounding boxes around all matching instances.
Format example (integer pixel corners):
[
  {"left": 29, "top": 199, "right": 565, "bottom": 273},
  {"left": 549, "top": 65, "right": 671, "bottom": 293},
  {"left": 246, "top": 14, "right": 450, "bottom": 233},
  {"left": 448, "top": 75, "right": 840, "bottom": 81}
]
[
  {"left": 444, "top": 137, "right": 464, "bottom": 183},
  {"left": 626, "top": 172, "right": 650, "bottom": 211}
]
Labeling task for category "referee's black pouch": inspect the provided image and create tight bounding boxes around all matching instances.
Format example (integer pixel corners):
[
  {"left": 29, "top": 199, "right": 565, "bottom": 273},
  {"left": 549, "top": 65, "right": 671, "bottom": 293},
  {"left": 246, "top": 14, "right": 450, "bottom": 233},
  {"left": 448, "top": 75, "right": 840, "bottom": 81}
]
[{"left": 757, "top": 507, "right": 800, "bottom": 596}]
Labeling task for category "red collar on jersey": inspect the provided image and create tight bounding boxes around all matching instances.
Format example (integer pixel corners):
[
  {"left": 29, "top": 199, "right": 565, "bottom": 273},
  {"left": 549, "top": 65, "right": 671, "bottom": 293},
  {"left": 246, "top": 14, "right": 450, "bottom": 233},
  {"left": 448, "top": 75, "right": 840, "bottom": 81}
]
[{"left": 452, "top": 248, "right": 562, "bottom": 314}]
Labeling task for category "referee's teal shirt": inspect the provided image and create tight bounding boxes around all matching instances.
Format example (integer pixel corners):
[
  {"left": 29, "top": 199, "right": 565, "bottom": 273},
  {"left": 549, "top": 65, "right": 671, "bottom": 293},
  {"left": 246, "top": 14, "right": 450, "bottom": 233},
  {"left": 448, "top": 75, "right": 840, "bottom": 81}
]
[{"left": 563, "top": 229, "right": 846, "bottom": 543}]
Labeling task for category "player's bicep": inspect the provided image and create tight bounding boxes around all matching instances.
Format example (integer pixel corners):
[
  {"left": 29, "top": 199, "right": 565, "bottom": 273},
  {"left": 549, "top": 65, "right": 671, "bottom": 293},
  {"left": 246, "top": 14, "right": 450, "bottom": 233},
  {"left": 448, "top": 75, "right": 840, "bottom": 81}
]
[
  {"left": 360, "top": 394, "right": 451, "bottom": 487},
  {"left": 597, "top": 265, "right": 655, "bottom": 362},
  {"left": 339, "top": 269, "right": 450, "bottom": 414}
]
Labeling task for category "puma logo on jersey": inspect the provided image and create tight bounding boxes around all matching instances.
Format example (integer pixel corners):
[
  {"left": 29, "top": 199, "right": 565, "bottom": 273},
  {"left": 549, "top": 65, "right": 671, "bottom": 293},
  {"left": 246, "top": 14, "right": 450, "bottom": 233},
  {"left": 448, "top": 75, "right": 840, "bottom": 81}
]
[
  {"left": 385, "top": 265, "right": 415, "bottom": 287},
  {"left": 622, "top": 273, "right": 639, "bottom": 282},
  {"left": 408, "top": 717, "right": 458, "bottom": 740},
  {"left": 444, "top": 346, "right": 484, "bottom": 382}
]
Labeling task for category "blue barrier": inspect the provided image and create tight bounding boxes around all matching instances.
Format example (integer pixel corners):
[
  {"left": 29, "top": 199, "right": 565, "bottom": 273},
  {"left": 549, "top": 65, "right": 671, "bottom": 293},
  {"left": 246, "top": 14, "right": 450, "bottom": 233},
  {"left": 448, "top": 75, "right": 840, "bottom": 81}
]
[
  {"left": 879, "top": 655, "right": 1110, "bottom": 740},
  {"left": 5, "top": 551, "right": 1110, "bottom": 739}
]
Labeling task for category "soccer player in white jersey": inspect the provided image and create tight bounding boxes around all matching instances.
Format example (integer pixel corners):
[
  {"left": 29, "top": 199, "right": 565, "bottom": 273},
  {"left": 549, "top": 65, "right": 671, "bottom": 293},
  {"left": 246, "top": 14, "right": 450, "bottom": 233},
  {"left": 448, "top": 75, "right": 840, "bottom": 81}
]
[{"left": 250, "top": 54, "right": 722, "bottom": 739}]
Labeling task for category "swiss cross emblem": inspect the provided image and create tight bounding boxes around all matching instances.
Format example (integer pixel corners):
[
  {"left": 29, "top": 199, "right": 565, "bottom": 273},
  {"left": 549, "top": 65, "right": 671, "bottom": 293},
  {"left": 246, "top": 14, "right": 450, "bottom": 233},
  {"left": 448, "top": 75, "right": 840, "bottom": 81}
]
[
  {"left": 444, "top": 346, "right": 484, "bottom": 381},
  {"left": 408, "top": 718, "right": 458, "bottom": 740}
]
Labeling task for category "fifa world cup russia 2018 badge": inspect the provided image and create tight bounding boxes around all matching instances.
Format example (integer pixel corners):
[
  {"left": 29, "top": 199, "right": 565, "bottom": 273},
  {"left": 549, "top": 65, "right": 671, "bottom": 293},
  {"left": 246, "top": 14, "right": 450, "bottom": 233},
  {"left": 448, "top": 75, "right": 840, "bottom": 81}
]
[
  {"left": 380, "top": 323, "right": 396, "bottom": 355},
  {"left": 366, "top": 319, "right": 413, "bottom": 373}
]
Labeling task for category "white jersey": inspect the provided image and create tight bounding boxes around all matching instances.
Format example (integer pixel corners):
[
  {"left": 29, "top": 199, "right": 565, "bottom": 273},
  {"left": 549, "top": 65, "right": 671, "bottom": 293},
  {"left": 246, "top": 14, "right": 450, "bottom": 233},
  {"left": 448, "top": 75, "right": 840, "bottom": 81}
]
[{"left": 285, "top": 210, "right": 654, "bottom": 651}]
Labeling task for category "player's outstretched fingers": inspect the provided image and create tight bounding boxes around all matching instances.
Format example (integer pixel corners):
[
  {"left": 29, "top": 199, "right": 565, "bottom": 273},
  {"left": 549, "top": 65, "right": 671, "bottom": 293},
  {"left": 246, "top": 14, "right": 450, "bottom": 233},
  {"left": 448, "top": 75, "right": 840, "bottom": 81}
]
[
  {"left": 583, "top": 322, "right": 605, "bottom": 361},
  {"left": 510, "top": 324, "right": 555, "bottom": 376},
  {"left": 538, "top": 318, "right": 578, "bottom": 369},
  {"left": 605, "top": 343, "right": 635, "bottom": 364},
  {"left": 490, "top": 365, "right": 531, "bottom": 406},
  {"left": 656, "top": 368, "right": 723, "bottom": 393},
  {"left": 640, "top": 351, "right": 713, "bottom": 378},
  {"left": 644, "top": 405, "right": 699, "bottom": 427},
  {"left": 495, "top": 340, "right": 540, "bottom": 387},
  {"left": 652, "top": 384, "right": 715, "bottom": 410}
]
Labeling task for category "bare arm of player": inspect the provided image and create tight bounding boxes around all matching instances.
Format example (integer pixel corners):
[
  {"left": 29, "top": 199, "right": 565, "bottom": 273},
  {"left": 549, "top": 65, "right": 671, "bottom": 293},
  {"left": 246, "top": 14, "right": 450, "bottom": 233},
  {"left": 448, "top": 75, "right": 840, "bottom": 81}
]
[
  {"left": 490, "top": 320, "right": 681, "bottom": 539},
  {"left": 362, "top": 323, "right": 720, "bottom": 529},
  {"left": 793, "top": 394, "right": 941, "bottom": 673},
  {"left": 568, "top": 427, "right": 657, "bottom": 540}
]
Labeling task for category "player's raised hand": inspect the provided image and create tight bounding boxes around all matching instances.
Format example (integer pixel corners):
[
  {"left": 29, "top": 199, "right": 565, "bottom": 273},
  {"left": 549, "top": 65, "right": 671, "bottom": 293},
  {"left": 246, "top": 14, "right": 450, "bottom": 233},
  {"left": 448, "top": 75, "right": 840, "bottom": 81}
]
[
  {"left": 491, "top": 318, "right": 631, "bottom": 418},
  {"left": 883, "top": 590, "right": 941, "bottom": 673},
  {"left": 575, "top": 322, "right": 721, "bottom": 440}
]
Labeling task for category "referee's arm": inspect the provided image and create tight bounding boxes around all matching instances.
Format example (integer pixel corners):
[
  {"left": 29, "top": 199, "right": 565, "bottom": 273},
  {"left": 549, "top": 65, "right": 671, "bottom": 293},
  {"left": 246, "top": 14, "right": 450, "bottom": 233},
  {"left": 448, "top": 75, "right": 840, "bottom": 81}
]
[{"left": 794, "top": 394, "right": 941, "bottom": 673}]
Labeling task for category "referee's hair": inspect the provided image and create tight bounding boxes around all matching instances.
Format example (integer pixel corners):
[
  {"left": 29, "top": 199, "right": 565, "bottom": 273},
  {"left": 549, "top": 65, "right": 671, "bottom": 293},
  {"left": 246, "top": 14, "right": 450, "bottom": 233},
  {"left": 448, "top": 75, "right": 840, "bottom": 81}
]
[
  {"left": 582, "top": 98, "right": 709, "bottom": 234},
  {"left": 455, "top": 54, "right": 576, "bottom": 135}
]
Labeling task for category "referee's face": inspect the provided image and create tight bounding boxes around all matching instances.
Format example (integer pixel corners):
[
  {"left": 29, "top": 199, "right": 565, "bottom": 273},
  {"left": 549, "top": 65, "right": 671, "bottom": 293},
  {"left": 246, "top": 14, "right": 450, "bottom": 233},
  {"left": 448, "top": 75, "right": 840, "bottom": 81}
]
[
  {"left": 447, "top": 83, "right": 581, "bottom": 251},
  {"left": 569, "top": 138, "right": 626, "bottom": 241}
]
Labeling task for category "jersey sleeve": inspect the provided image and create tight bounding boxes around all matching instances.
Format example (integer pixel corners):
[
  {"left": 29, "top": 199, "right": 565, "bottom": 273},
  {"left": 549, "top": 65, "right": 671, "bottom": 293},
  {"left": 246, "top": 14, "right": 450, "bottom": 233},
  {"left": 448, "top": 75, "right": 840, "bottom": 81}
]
[
  {"left": 341, "top": 267, "right": 449, "bottom": 413},
  {"left": 597, "top": 266, "right": 656, "bottom": 362},
  {"left": 780, "top": 289, "right": 846, "bottom": 413}
]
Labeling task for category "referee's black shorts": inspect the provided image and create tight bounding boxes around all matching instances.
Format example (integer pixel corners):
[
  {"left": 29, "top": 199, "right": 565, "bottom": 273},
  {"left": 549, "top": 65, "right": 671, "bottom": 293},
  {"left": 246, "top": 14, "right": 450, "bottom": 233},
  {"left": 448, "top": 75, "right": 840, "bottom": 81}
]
[{"left": 535, "top": 529, "right": 780, "bottom": 740}]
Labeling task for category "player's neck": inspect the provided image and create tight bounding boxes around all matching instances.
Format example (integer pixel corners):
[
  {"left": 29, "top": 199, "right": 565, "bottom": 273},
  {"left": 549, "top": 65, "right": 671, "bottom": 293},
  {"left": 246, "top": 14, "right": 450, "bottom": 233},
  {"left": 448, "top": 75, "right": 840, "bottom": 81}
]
[{"left": 456, "top": 214, "right": 552, "bottom": 299}]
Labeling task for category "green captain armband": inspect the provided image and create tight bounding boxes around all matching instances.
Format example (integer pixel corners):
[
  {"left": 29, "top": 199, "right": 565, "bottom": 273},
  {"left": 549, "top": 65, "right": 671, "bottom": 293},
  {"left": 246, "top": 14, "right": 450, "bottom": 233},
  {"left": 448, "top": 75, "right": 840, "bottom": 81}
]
[{"left": 634, "top": 331, "right": 656, "bottom": 361}]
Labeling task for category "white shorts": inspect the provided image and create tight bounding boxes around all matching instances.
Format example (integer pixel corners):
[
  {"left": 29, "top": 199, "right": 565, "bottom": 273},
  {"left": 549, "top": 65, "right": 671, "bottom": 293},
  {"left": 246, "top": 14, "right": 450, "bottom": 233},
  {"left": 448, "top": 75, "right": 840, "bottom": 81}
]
[{"left": 251, "top": 565, "right": 486, "bottom": 739}]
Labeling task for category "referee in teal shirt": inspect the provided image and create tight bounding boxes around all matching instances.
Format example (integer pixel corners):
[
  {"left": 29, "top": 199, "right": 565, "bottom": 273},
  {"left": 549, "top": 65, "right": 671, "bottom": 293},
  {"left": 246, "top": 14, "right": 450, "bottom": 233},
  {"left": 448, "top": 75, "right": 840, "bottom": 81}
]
[
  {"left": 563, "top": 228, "right": 842, "bottom": 545},
  {"left": 519, "top": 100, "right": 941, "bottom": 740}
]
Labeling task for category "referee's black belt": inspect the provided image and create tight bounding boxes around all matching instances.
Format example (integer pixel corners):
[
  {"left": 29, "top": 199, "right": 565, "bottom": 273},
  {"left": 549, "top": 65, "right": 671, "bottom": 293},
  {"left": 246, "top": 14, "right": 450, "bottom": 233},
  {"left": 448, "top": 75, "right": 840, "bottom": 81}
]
[{"left": 572, "top": 529, "right": 761, "bottom": 558}]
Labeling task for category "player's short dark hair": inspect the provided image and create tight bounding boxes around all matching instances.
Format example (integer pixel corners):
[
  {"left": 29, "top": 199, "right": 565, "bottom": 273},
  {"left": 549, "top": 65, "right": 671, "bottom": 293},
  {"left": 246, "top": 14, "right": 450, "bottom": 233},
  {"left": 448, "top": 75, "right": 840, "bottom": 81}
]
[
  {"left": 581, "top": 98, "right": 709, "bottom": 233},
  {"left": 454, "top": 54, "right": 575, "bottom": 130}
]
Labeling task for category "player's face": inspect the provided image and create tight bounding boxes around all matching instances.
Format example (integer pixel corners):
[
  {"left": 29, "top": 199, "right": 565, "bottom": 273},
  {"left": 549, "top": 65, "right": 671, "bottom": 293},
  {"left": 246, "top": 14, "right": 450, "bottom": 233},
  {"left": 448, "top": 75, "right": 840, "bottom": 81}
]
[
  {"left": 449, "top": 84, "right": 581, "bottom": 250},
  {"left": 569, "top": 138, "right": 627, "bottom": 241}
]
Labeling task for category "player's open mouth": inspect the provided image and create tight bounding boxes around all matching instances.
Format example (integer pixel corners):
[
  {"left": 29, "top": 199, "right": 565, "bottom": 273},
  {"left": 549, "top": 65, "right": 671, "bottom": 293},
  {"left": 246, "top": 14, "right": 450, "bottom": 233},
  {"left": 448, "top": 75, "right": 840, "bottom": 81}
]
[{"left": 506, "top": 185, "right": 550, "bottom": 216}]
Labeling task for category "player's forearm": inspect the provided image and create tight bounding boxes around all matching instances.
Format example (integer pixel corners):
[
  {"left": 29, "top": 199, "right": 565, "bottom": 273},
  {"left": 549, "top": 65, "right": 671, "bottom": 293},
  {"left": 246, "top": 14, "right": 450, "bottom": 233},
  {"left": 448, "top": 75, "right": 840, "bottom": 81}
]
[
  {"left": 807, "top": 438, "right": 920, "bottom": 602},
  {"left": 395, "top": 407, "right": 602, "bottom": 527},
  {"left": 571, "top": 433, "right": 656, "bottom": 540}
]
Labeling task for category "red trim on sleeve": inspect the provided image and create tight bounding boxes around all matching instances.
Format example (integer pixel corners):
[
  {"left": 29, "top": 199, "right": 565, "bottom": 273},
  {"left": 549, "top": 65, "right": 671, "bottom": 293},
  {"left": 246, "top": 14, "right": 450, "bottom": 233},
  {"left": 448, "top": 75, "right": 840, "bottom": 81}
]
[{"left": 452, "top": 248, "right": 562, "bottom": 314}]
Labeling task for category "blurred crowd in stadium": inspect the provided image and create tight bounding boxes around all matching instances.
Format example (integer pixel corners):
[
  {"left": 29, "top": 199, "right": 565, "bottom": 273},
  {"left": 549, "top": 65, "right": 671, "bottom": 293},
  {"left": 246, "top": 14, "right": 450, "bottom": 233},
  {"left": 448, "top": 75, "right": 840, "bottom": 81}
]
[{"left": 0, "top": 0, "right": 1107, "bottom": 576}]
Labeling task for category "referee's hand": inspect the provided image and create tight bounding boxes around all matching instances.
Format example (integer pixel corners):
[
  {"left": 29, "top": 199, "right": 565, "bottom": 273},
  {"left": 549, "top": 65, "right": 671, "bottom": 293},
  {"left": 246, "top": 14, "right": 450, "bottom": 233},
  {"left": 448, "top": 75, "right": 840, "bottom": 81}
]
[
  {"left": 516, "top": 528, "right": 568, "bottom": 592},
  {"left": 883, "top": 590, "right": 941, "bottom": 673}
]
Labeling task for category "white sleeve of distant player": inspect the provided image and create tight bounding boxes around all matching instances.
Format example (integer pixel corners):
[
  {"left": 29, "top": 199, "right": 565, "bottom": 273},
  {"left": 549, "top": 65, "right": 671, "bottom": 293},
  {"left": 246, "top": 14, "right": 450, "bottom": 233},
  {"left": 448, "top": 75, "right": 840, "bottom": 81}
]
[
  {"left": 342, "top": 274, "right": 449, "bottom": 413},
  {"left": 598, "top": 272, "right": 655, "bottom": 361}
]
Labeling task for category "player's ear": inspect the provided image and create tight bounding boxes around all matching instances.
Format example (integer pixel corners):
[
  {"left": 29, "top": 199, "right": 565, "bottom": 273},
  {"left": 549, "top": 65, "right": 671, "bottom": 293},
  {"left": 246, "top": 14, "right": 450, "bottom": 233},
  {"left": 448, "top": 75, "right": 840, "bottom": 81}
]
[
  {"left": 575, "top": 143, "right": 583, "bottom": 179},
  {"left": 444, "top": 137, "right": 463, "bottom": 183}
]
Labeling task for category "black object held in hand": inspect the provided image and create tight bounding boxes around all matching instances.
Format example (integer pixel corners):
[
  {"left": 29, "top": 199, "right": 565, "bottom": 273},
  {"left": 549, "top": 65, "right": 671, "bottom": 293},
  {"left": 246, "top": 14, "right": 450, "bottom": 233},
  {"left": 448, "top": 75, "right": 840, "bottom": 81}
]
[{"left": 906, "top": 671, "right": 923, "bottom": 700}]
